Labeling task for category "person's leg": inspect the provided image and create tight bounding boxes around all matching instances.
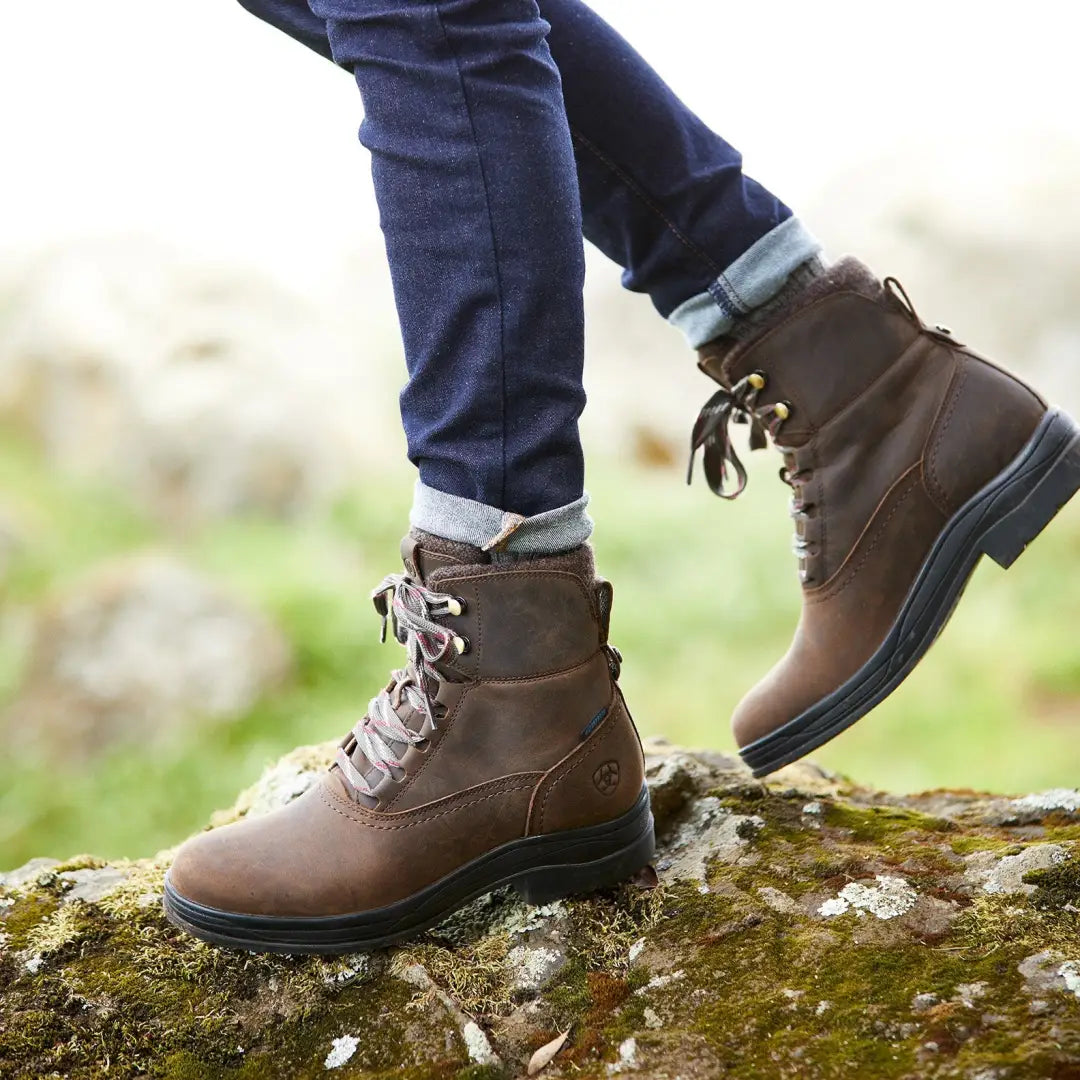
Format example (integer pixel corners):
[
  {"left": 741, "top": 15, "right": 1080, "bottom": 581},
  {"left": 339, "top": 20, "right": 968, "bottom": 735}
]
[
  {"left": 245, "top": 0, "right": 589, "bottom": 532},
  {"left": 234, "top": 0, "right": 821, "bottom": 349},
  {"left": 166, "top": 0, "right": 653, "bottom": 953},
  {"left": 540, "top": 0, "right": 820, "bottom": 346}
]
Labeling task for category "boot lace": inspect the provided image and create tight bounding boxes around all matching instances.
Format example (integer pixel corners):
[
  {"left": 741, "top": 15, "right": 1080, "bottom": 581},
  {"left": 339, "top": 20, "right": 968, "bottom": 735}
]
[
  {"left": 688, "top": 371, "right": 817, "bottom": 577},
  {"left": 334, "top": 575, "right": 466, "bottom": 798},
  {"left": 687, "top": 372, "right": 791, "bottom": 500},
  {"left": 780, "top": 459, "right": 816, "bottom": 584}
]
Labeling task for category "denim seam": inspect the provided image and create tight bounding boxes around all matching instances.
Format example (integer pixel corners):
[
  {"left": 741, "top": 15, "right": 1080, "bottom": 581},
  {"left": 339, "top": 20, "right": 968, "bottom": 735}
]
[
  {"left": 707, "top": 277, "right": 744, "bottom": 318},
  {"left": 431, "top": 2, "right": 509, "bottom": 507},
  {"left": 669, "top": 219, "right": 823, "bottom": 347},
  {"left": 569, "top": 126, "right": 723, "bottom": 280}
]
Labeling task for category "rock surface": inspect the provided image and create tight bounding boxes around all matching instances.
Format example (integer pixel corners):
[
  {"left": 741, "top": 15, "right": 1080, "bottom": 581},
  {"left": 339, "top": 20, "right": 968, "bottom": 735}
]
[
  {"left": 3, "top": 742, "right": 1080, "bottom": 1079},
  {"left": 3, "top": 553, "right": 293, "bottom": 755}
]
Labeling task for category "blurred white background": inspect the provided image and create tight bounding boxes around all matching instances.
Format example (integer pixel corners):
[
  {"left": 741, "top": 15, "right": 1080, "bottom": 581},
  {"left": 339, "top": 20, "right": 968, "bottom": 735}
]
[
  {"left": 3, "top": 0, "right": 1077, "bottom": 282},
  {"left": 5, "top": 0, "right": 1080, "bottom": 457}
]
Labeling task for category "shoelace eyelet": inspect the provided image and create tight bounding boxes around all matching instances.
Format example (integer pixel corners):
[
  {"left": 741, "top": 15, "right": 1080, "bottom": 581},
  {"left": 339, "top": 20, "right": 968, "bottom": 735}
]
[
  {"left": 453, "top": 635, "right": 470, "bottom": 655},
  {"left": 446, "top": 596, "right": 466, "bottom": 616}
]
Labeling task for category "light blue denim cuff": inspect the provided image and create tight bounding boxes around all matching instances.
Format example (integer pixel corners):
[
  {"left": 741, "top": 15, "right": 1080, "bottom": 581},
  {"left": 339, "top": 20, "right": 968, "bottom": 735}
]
[
  {"left": 410, "top": 481, "right": 593, "bottom": 556},
  {"left": 668, "top": 217, "right": 823, "bottom": 348}
]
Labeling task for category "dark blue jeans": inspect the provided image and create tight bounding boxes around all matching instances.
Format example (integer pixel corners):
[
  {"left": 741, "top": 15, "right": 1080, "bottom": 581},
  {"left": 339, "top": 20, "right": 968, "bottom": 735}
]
[{"left": 234, "top": 0, "right": 815, "bottom": 521}]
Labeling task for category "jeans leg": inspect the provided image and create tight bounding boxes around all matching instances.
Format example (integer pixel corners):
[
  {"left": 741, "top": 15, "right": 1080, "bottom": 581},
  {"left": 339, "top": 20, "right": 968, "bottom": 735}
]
[
  {"left": 236, "top": 0, "right": 820, "bottom": 351},
  {"left": 235, "top": 0, "right": 335, "bottom": 59},
  {"left": 542, "top": 0, "right": 821, "bottom": 346},
  {"left": 303, "top": 0, "right": 586, "bottom": 519}
]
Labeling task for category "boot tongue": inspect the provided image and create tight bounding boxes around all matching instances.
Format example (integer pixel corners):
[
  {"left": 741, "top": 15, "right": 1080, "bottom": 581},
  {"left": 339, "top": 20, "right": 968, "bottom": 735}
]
[{"left": 333, "top": 531, "right": 487, "bottom": 803}]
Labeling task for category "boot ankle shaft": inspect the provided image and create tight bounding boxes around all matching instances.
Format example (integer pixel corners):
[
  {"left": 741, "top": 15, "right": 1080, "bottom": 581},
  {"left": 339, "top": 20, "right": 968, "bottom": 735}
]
[
  {"left": 700, "top": 289, "right": 922, "bottom": 443},
  {"left": 430, "top": 561, "right": 608, "bottom": 680}
]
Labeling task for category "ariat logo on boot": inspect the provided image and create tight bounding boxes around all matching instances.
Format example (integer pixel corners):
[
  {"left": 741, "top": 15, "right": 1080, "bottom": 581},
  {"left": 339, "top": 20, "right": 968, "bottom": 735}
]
[{"left": 593, "top": 760, "right": 620, "bottom": 796}]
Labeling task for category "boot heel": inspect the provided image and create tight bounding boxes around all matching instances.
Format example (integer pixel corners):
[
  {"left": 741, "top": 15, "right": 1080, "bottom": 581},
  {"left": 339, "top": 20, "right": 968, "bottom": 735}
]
[
  {"left": 981, "top": 417, "right": 1080, "bottom": 570},
  {"left": 513, "top": 810, "right": 656, "bottom": 906}
]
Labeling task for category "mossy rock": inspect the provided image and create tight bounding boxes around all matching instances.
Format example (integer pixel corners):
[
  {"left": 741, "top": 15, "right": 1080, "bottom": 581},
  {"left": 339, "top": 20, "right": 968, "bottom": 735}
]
[{"left": 3, "top": 742, "right": 1080, "bottom": 1079}]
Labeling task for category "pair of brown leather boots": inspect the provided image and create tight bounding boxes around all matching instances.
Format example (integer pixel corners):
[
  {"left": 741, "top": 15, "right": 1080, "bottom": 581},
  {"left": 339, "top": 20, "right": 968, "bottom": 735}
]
[{"left": 165, "top": 261, "right": 1080, "bottom": 953}]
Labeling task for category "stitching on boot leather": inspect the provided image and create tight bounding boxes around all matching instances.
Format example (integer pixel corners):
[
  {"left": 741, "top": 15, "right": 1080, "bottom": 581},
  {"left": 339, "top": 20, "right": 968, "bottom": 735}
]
[
  {"left": 459, "top": 650, "right": 608, "bottom": 686},
  {"left": 924, "top": 359, "right": 968, "bottom": 518},
  {"left": 382, "top": 684, "right": 471, "bottom": 811},
  {"left": 442, "top": 573, "right": 599, "bottom": 680},
  {"left": 534, "top": 697, "right": 620, "bottom": 834},
  {"left": 731, "top": 292, "right": 910, "bottom": 409},
  {"left": 807, "top": 465, "right": 923, "bottom": 602},
  {"left": 474, "top": 579, "right": 484, "bottom": 674},
  {"left": 320, "top": 775, "right": 539, "bottom": 830},
  {"left": 382, "top": 653, "right": 608, "bottom": 810},
  {"left": 798, "top": 335, "right": 940, "bottom": 583}
]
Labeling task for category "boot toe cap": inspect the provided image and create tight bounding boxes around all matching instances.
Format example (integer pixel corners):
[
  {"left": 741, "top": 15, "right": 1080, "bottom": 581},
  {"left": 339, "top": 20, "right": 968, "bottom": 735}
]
[
  {"left": 166, "top": 783, "right": 353, "bottom": 917},
  {"left": 732, "top": 653, "right": 839, "bottom": 751},
  {"left": 168, "top": 821, "right": 274, "bottom": 917}
]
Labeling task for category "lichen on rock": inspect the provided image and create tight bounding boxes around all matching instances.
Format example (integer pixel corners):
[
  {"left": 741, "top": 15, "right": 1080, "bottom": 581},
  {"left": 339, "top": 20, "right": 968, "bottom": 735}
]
[{"left": 3, "top": 740, "right": 1080, "bottom": 1078}]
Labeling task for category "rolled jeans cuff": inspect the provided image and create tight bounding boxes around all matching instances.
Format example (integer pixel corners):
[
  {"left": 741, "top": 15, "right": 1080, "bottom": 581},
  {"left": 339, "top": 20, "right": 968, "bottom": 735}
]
[
  {"left": 410, "top": 480, "right": 593, "bottom": 556},
  {"left": 667, "top": 217, "right": 823, "bottom": 348}
]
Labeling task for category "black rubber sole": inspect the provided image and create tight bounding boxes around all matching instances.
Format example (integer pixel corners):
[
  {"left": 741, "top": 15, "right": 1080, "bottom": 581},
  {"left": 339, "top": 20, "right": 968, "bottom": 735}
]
[
  {"left": 741, "top": 407, "right": 1080, "bottom": 779},
  {"left": 163, "top": 786, "right": 655, "bottom": 955}
]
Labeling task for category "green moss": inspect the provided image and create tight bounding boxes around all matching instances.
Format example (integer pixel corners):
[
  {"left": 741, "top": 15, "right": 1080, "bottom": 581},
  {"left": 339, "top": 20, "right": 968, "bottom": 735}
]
[
  {"left": 544, "top": 959, "right": 592, "bottom": 1027},
  {"left": 95, "top": 859, "right": 169, "bottom": 921},
  {"left": 4, "top": 842, "right": 1079, "bottom": 1079},
  {"left": 1041, "top": 823, "right": 1080, "bottom": 844},
  {"left": 453, "top": 1066, "right": 507, "bottom": 1080},
  {"left": 823, "top": 802, "right": 954, "bottom": 843},
  {"left": 1024, "top": 859, "right": 1080, "bottom": 910},
  {"left": 1, "top": 894, "right": 60, "bottom": 948},
  {"left": 562, "top": 860, "right": 1078, "bottom": 1080},
  {"left": 666, "top": 892, "right": 1034, "bottom": 1078},
  {"left": 23, "top": 903, "right": 97, "bottom": 956},
  {"left": 0, "top": 886, "right": 473, "bottom": 1080},
  {"left": 950, "top": 834, "right": 1019, "bottom": 856},
  {"left": 8, "top": 737, "right": 1080, "bottom": 1077},
  {"left": 50, "top": 854, "right": 109, "bottom": 873},
  {"left": 393, "top": 933, "right": 515, "bottom": 1016},
  {"left": 563, "top": 884, "right": 665, "bottom": 971}
]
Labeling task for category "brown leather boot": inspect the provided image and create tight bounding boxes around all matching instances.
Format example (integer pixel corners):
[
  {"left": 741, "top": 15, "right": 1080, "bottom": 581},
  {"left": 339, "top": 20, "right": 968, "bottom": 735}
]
[
  {"left": 164, "top": 532, "right": 652, "bottom": 953},
  {"left": 689, "top": 258, "right": 1080, "bottom": 778}
]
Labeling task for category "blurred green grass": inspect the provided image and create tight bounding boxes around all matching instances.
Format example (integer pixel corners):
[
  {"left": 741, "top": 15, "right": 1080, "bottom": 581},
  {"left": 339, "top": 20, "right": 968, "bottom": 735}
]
[{"left": 1, "top": 428, "right": 1079, "bottom": 869}]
